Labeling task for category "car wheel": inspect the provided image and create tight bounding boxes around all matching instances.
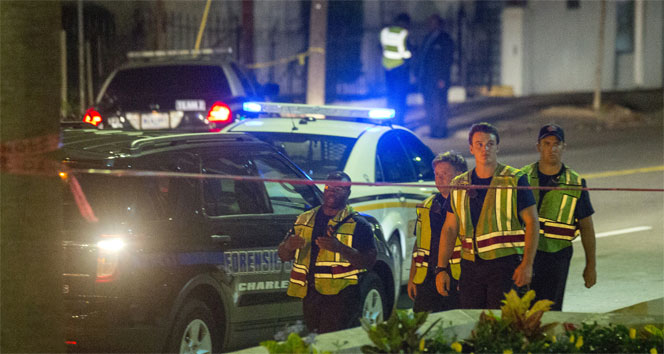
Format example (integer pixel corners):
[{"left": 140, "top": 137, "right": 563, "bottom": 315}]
[
  {"left": 168, "top": 299, "right": 222, "bottom": 354},
  {"left": 359, "top": 272, "right": 387, "bottom": 325},
  {"left": 388, "top": 235, "right": 402, "bottom": 285}
]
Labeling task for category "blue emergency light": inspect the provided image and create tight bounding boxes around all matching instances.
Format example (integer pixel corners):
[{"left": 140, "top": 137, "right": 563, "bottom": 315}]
[{"left": 241, "top": 102, "right": 395, "bottom": 120}]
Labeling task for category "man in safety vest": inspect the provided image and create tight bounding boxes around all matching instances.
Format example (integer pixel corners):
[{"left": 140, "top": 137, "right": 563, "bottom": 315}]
[
  {"left": 408, "top": 151, "right": 467, "bottom": 313},
  {"left": 435, "top": 122, "right": 540, "bottom": 309},
  {"left": 278, "top": 171, "right": 377, "bottom": 333},
  {"left": 380, "top": 13, "right": 412, "bottom": 126},
  {"left": 521, "top": 124, "right": 596, "bottom": 311}
]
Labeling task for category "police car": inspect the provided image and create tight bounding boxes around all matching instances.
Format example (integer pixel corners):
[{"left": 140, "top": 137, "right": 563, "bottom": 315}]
[
  {"left": 222, "top": 102, "right": 439, "bottom": 287},
  {"left": 61, "top": 129, "right": 396, "bottom": 353}
]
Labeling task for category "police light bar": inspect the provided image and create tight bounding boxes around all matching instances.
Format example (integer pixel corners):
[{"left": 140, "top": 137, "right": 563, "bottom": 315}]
[
  {"left": 242, "top": 102, "right": 395, "bottom": 120},
  {"left": 127, "top": 47, "right": 233, "bottom": 59}
]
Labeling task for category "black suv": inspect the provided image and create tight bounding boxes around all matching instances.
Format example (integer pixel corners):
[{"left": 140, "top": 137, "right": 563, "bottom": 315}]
[
  {"left": 61, "top": 129, "right": 396, "bottom": 353},
  {"left": 83, "top": 49, "right": 266, "bottom": 131}
]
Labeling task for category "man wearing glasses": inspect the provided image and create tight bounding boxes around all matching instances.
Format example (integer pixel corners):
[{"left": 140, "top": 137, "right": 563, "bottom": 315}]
[
  {"left": 435, "top": 122, "right": 540, "bottom": 309},
  {"left": 521, "top": 124, "right": 597, "bottom": 311},
  {"left": 278, "top": 171, "right": 376, "bottom": 333}
]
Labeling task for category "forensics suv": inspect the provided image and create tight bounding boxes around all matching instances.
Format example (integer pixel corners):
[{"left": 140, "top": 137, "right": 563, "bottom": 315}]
[
  {"left": 61, "top": 129, "right": 396, "bottom": 353},
  {"left": 82, "top": 49, "right": 266, "bottom": 131}
]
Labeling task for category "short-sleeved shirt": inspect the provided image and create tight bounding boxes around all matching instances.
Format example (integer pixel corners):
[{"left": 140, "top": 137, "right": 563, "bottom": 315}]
[
  {"left": 307, "top": 209, "right": 375, "bottom": 287},
  {"left": 537, "top": 168, "right": 594, "bottom": 220},
  {"left": 443, "top": 169, "right": 536, "bottom": 230}
]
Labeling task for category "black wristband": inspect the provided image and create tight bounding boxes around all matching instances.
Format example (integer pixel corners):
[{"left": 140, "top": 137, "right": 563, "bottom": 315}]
[{"left": 434, "top": 266, "right": 448, "bottom": 275}]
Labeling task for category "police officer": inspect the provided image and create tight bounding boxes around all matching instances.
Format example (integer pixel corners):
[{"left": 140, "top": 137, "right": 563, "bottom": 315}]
[
  {"left": 436, "top": 122, "right": 540, "bottom": 309},
  {"left": 277, "top": 171, "right": 377, "bottom": 333},
  {"left": 417, "top": 14, "right": 454, "bottom": 138},
  {"left": 408, "top": 151, "right": 467, "bottom": 313},
  {"left": 521, "top": 124, "right": 597, "bottom": 311},
  {"left": 380, "top": 13, "right": 412, "bottom": 126}
]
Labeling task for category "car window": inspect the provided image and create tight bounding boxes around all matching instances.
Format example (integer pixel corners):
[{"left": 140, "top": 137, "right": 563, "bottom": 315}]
[
  {"left": 396, "top": 131, "right": 436, "bottom": 181},
  {"left": 249, "top": 132, "right": 356, "bottom": 180},
  {"left": 201, "top": 153, "right": 271, "bottom": 216},
  {"left": 252, "top": 153, "right": 320, "bottom": 214},
  {"left": 103, "top": 65, "right": 232, "bottom": 100},
  {"left": 375, "top": 131, "right": 417, "bottom": 182},
  {"left": 62, "top": 152, "right": 200, "bottom": 227}
]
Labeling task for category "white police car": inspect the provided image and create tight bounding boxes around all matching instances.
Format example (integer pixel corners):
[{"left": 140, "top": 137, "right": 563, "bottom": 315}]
[{"left": 222, "top": 102, "right": 438, "bottom": 286}]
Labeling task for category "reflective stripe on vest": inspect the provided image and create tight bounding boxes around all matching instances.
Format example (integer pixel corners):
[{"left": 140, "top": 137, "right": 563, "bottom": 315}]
[
  {"left": 380, "top": 26, "right": 411, "bottom": 69},
  {"left": 287, "top": 206, "right": 362, "bottom": 298},
  {"left": 450, "top": 164, "right": 526, "bottom": 261},
  {"left": 412, "top": 194, "right": 461, "bottom": 282},
  {"left": 521, "top": 162, "right": 583, "bottom": 252}
]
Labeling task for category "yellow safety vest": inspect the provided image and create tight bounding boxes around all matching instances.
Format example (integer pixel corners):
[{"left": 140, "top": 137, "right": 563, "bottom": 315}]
[
  {"left": 412, "top": 194, "right": 461, "bottom": 282},
  {"left": 287, "top": 206, "right": 364, "bottom": 298},
  {"left": 450, "top": 164, "right": 526, "bottom": 261},
  {"left": 380, "top": 26, "right": 411, "bottom": 69},
  {"left": 521, "top": 163, "right": 583, "bottom": 252}
]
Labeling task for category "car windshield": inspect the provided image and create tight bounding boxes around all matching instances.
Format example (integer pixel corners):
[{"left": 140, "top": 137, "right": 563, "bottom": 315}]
[
  {"left": 101, "top": 65, "right": 232, "bottom": 101},
  {"left": 249, "top": 132, "right": 356, "bottom": 180}
]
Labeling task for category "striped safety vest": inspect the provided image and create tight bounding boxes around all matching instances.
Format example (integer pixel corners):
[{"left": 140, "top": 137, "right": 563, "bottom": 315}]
[
  {"left": 412, "top": 194, "right": 461, "bottom": 282},
  {"left": 521, "top": 163, "right": 583, "bottom": 253},
  {"left": 380, "top": 26, "right": 411, "bottom": 70},
  {"left": 449, "top": 164, "right": 526, "bottom": 261},
  {"left": 287, "top": 205, "right": 365, "bottom": 298}
]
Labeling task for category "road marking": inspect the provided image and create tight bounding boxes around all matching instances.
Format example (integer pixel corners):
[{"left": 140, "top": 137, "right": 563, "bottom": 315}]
[
  {"left": 574, "top": 226, "right": 653, "bottom": 241},
  {"left": 583, "top": 165, "right": 664, "bottom": 180}
]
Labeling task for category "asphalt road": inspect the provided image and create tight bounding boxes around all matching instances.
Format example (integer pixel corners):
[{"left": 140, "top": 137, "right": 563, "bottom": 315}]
[{"left": 403, "top": 116, "right": 664, "bottom": 313}]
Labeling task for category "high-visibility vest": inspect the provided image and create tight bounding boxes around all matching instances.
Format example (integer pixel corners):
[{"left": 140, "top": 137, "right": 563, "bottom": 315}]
[
  {"left": 449, "top": 164, "right": 526, "bottom": 261},
  {"left": 521, "top": 163, "right": 583, "bottom": 252},
  {"left": 412, "top": 194, "right": 461, "bottom": 283},
  {"left": 287, "top": 205, "right": 364, "bottom": 298},
  {"left": 380, "top": 26, "right": 411, "bottom": 70}
]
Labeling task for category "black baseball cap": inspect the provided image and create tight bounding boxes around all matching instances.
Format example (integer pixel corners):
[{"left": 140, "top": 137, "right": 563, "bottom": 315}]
[{"left": 538, "top": 124, "right": 565, "bottom": 142}]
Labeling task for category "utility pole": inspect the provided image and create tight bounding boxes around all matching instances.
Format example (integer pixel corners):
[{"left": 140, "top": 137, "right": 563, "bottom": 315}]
[
  {"left": 306, "top": 0, "right": 328, "bottom": 105},
  {"left": 78, "top": 0, "right": 85, "bottom": 115},
  {"left": 592, "top": 0, "right": 606, "bottom": 111},
  {"left": 1, "top": 1, "right": 64, "bottom": 352}
]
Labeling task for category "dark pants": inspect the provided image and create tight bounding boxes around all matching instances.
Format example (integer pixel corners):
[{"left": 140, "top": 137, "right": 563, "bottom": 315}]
[
  {"left": 385, "top": 65, "right": 409, "bottom": 126},
  {"left": 302, "top": 285, "right": 360, "bottom": 334},
  {"left": 459, "top": 255, "right": 522, "bottom": 309},
  {"left": 413, "top": 270, "right": 459, "bottom": 313},
  {"left": 422, "top": 85, "right": 449, "bottom": 138},
  {"left": 530, "top": 247, "right": 573, "bottom": 311}
]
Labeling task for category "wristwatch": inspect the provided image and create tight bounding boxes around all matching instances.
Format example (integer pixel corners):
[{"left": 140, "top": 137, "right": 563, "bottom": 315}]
[{"left": 434, "top": 266, "right": 448, "bottom": 276}]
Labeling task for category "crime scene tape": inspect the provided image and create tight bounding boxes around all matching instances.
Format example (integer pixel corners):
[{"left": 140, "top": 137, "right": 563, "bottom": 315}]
[
  {"left": 245, "top": 47, "right": 325, "bottom": 69},
  {"left": 67, "top": 168, "right": 664, "bottom": 193}
]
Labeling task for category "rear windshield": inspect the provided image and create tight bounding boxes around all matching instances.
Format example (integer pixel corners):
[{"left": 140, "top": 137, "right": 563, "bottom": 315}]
[
  {"left": 102, "top": 65, "right": 232, "bottom": 100},
  {"left": 63, "top": 173, "right": 196, "bottom": 228},
  {"left": 248, "top": 133, "right": 356, "bottom": 180}
]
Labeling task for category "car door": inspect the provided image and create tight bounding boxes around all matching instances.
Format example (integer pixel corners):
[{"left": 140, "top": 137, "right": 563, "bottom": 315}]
[
  {"left": 198, "top": 148, "right": 290, "bottom": 337},
  {"left": 248, "top": 151, "right": 322, "bottom": 324}
]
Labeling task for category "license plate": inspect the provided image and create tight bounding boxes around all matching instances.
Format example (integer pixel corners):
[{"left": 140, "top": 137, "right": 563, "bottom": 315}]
[
  {"left": 141, "top": 112, "right": 169, "bottom": 129},
  {"left": 175, "top": 100, "right": 205, "bottom": 111}
]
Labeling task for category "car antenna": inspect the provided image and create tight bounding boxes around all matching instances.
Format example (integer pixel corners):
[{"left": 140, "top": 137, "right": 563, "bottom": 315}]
[{"left": 290, "top": 117, "right": 298, "bottom": 131}]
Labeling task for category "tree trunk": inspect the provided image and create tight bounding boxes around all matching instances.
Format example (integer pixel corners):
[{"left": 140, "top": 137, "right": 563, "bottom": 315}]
[{"left": 1, "top": 1, "right": 65, "bottom": 352}]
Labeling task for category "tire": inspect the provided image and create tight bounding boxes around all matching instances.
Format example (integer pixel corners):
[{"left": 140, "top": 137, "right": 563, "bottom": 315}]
[
  {"left": 388, "top": 236, "right": 402, "bottom": 286},
  {"left": 167, "top": 299, "right": 222, "bottom": 354},
  {"left": 358, "top": 272, "right": 387, "bottom": 326}
]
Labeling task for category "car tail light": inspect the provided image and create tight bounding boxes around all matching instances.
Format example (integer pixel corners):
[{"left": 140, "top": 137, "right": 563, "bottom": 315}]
[
  {"left": 207, "top": 102, "right": 231, "bottom": 123},
  {"left": 96, "top": 235, "right": 125, "bottom": 283},
  {"left": 83, "top": 108, "right": 102, "bottom": 126}
]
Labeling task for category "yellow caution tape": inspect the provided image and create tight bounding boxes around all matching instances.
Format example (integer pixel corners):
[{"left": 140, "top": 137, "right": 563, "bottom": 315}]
[{"left": 246, "top": 47, "right": 325, "bottom": 69}]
